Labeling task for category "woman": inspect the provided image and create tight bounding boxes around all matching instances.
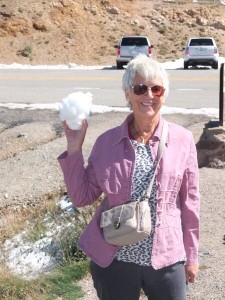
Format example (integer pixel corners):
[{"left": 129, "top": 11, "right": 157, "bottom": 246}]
[{"left": 58, "top": 54, "right": 200, "bottom": 300}]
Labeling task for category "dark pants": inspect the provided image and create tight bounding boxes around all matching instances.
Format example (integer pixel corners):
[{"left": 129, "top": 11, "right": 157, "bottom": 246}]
[{"left": 90, "top": 260, "right": 187, "bottom": 300}]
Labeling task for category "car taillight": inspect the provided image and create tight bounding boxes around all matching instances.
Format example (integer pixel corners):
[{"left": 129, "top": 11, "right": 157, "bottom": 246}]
[
  {"left": 214, "top": 47, "right": 218, "bottom": 54},
  {"left": 185, "top": 47, "right": 189, "bottom": 55},
  {"left": 149, "top": 46, "right": 152, "bottom": 54},
  {"left": 117, "top": 46, "right": 120, "bottom": 56}
]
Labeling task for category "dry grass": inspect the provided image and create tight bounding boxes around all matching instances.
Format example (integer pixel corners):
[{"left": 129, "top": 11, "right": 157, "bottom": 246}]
[{"left": 0, "top": 196, "right": 60, "bottom": 242}]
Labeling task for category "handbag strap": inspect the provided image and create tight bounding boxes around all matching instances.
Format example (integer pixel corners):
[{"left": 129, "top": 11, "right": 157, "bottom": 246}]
[{"left": 144, "top": 120, "right": 168, "bottom": 200}]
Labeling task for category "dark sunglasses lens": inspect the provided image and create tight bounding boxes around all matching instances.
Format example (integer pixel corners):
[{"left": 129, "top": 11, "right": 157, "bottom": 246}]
[
  {"left": 133, "top": 84, "right": 148, "bottom": 95},
  {"left": 151, "top": 85, "right": 164, "bottom": 96}
]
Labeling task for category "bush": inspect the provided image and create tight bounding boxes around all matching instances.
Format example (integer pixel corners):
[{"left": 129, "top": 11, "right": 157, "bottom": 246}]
[{"left": 21, "top": 45, "right": 33, "bottom": 58}]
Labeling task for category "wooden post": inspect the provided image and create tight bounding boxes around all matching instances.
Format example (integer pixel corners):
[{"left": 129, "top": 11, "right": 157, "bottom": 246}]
[{"left": 219, "top": 63, "right": 225, "bottom": 126}]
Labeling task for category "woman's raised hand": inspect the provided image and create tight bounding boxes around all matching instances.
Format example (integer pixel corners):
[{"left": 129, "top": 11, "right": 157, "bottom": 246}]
[{"left": 63, "top": 120, "right": 88, "bottom": 155}]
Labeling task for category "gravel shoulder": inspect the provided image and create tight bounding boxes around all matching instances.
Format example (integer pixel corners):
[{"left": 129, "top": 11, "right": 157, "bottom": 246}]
[{"left": 0, "top": 108, "right": 224, "bottom": 299}]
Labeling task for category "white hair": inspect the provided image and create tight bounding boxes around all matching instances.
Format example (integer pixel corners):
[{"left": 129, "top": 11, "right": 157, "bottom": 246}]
[{"left": 122, "top": 54, "right": 169, "bottom": 98}]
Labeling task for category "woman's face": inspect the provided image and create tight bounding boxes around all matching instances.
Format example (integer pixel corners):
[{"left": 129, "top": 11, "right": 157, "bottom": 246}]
[{"left": 126, "top": 74, "right": 166, "bottom": 120}]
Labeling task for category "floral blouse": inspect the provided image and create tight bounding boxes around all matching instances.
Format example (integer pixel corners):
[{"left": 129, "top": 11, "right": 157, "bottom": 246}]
[{"left": 116, "top": 139, "right": 157, "bottom": 266}]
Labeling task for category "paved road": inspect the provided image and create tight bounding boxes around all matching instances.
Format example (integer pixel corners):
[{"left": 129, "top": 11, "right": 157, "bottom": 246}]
[{"left": 0, "top": 68, "right": 220, "bottom": 109}]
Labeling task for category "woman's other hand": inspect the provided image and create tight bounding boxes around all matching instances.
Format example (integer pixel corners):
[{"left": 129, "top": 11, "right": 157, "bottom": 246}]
[
  {"left": 185, "top": 264, "right": 199, "bottom": 284},
  {"left": 63, "top": 120, "right": 88, "bottom": 155}
]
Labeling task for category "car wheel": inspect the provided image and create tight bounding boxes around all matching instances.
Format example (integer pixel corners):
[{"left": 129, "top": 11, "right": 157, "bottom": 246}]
[
  {"left": 184, "top": 61, "right": 189, "bottom": 69},
  {"left": 116, "top": 62, "right": 123, "bottom": 69},
  {"left": 212, "top": 62, "right": 218, "bottom": 69}
]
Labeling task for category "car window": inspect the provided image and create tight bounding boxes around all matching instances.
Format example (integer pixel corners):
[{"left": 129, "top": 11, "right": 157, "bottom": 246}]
[
  {"left": 121, "top": 37, "right": 148, "bottom": 46},
  {"left": 189, "top": 39, "right": 214, "bottom": 46}
]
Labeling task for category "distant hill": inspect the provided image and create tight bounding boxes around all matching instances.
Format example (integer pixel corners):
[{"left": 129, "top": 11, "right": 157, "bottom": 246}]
[{"left": 0, "top": 0, "right": 224, "bottom": 65}]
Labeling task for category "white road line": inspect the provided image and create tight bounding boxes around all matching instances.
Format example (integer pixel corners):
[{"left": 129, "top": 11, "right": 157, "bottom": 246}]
[
  {"left": 178, "top": 89, "right": 202, "bottom": 91},
  {"left": 72, "top": 87, "right": 100, "bottom": 90}
]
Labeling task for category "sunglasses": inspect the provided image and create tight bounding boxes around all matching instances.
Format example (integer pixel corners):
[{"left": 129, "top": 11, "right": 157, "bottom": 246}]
[{"left": 131, "top": 84, "right": 165, "bottom": 97}]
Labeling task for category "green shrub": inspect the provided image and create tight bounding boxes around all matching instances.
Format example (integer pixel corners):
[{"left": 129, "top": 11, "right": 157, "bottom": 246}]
[{"left": 21, "top": 45, "right": 33, "bottom": 58}]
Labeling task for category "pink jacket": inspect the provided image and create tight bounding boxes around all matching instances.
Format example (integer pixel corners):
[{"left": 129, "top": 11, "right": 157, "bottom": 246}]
[{"left": 58, "top": 114, "right": 200, "bottom": 269}]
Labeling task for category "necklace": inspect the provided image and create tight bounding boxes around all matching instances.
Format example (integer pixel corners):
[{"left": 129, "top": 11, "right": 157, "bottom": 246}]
[{"left": 131, "top": 122, "right": 152, "bottom": 144}]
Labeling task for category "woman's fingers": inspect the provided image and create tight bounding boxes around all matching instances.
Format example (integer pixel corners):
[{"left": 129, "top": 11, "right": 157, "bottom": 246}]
[{"left": 63, "top": 119, "right": 88, "bottom": 154}]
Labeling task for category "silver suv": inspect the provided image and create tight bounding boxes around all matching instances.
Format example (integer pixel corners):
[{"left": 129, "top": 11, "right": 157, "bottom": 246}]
[
  {"left": 116, "top": 36, "right": 153, "bottom": 69},
  {"left": 183, "top": 37, "right": 219, "bottom": 69}
]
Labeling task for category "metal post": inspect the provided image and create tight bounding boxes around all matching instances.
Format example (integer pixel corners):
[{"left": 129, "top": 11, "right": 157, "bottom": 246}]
[{"left": 219, "top": 63, "right": 225, "bottom": 126}]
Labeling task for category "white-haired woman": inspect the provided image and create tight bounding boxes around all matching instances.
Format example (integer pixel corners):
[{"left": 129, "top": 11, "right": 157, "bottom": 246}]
[{"left": 58, "top": 54, "right": 200, "bottom": 300}]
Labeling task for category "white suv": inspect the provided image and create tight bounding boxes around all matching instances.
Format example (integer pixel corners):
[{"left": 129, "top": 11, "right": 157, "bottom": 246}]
[
  {"left": 116, "top": 36, "right": 153, "bottom": 69},
  {"left": 183, "top": 37, "right": 219, "bottom": 69}
]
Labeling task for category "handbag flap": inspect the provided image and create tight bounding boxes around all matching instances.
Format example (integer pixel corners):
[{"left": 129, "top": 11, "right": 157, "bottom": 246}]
[{"left": 100, "top": 202, "right": 137, "bottom": 228}]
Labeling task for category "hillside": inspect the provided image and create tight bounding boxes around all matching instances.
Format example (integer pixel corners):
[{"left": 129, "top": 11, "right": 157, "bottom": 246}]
[{"left": 0, "top": 0, "right": 225, "bottom": 66}]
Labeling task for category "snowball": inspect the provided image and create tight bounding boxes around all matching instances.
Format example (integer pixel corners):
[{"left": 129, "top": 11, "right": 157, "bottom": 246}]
[{"left": 59, "top": 92, "right": 93, "bottom": 130}]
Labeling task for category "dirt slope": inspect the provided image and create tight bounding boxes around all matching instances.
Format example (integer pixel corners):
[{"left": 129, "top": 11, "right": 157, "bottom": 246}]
[{"left": 0, "top": 0, "right": 225, "bottom": 66}]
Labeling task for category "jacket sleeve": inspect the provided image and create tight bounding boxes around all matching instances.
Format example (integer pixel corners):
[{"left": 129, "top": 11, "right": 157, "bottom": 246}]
[
  {"left": 58, "top": 146, "right": 103, "bottom": 207},
  {"left": 179, "top": 134, "right": 200, "bottom": 265}
]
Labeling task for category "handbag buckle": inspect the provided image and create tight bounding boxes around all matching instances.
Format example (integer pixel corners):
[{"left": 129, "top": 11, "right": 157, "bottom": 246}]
[{"left": 114, "top": 221, "right": 120, "bottom": 229}]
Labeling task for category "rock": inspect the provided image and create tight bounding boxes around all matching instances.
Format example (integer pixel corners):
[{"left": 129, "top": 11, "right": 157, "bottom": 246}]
[
  {"left": 196, "top": 122, "right": 225, "bottom": 168},
  {"left": 106, "top": 6, "right": 120, "bottom": 14},
  {"left": 33, "top": 19, "right": 51, "bottom": 32},
  {"left": 213, "top": 20, "right": 225, "bottom": 31},
  {"left": 196, "top": 17, "right": 208, "bottom": 26}
]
